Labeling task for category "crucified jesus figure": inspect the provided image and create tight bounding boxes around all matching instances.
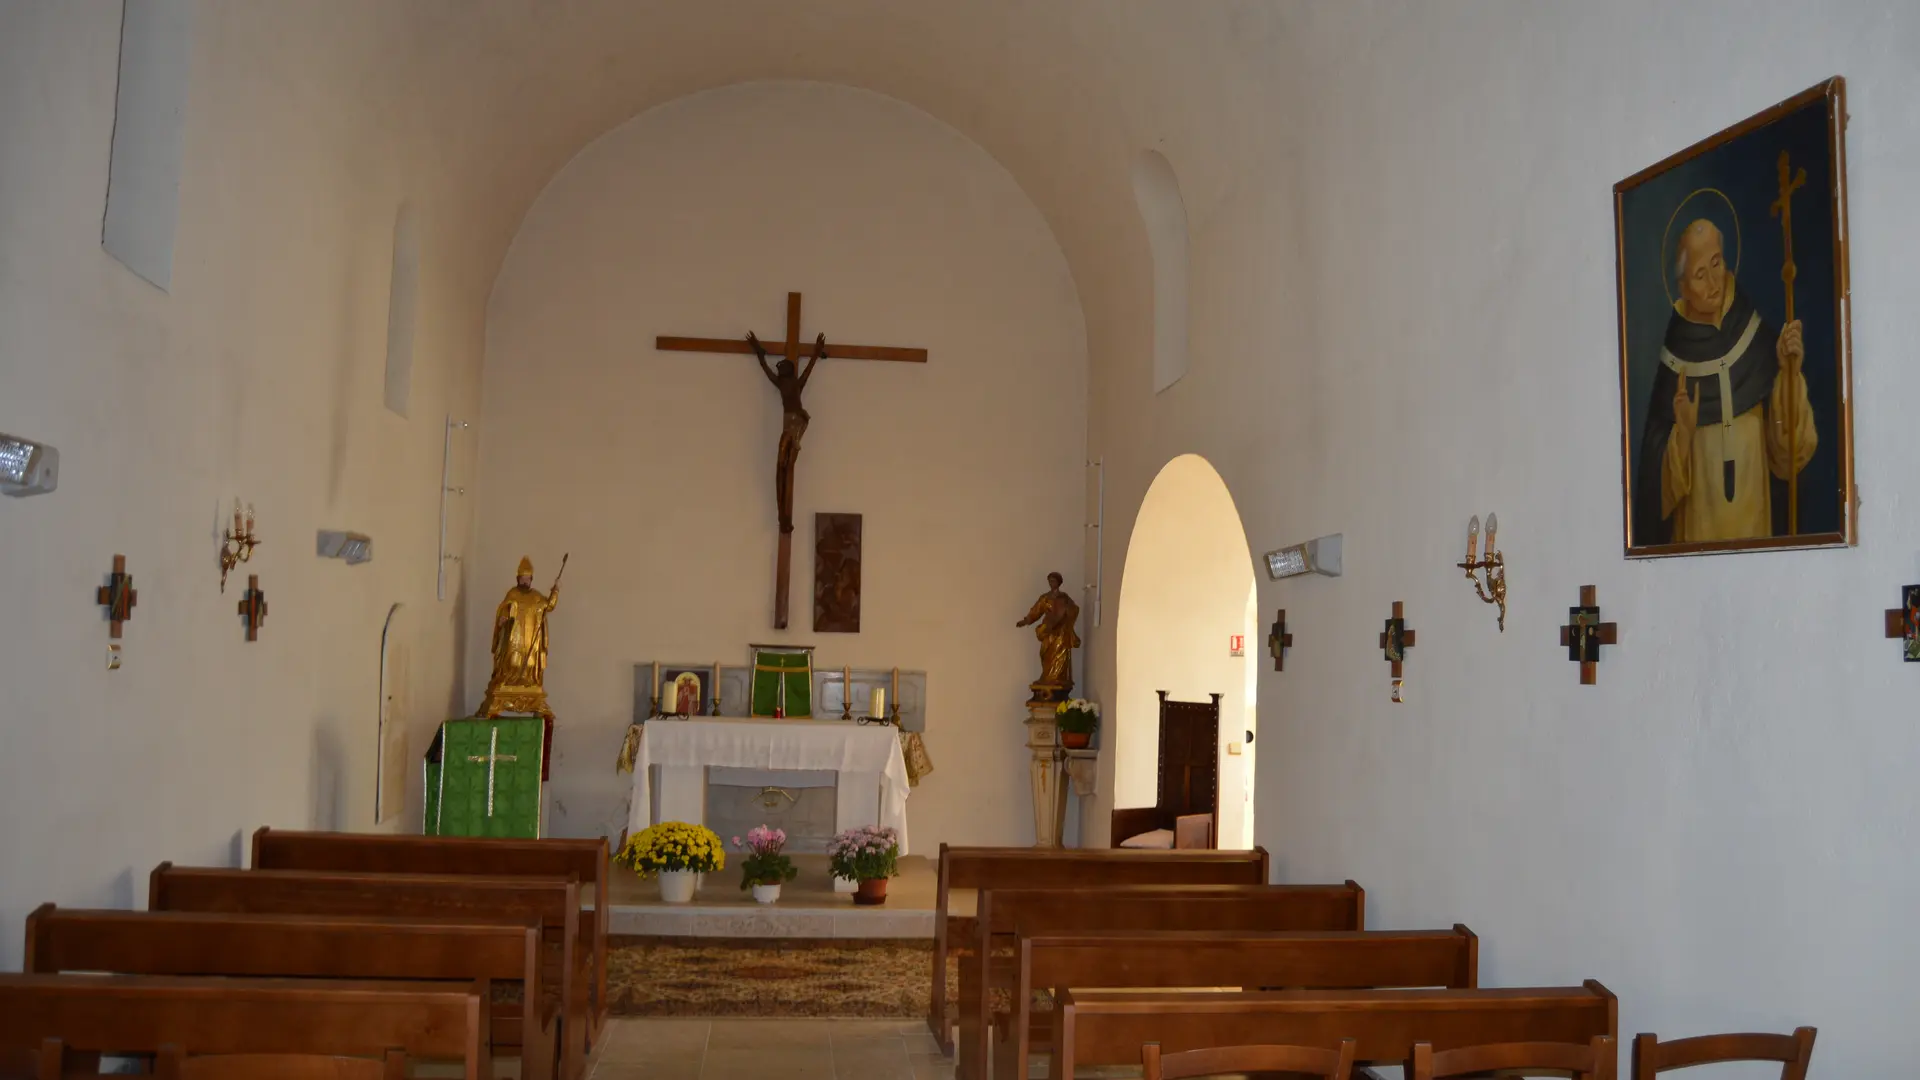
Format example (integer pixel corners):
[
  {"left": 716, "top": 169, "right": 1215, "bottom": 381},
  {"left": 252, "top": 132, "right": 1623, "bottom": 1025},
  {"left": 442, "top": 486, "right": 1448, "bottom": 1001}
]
[{"left": 748, "top": 330, "right": 826, "bottom": 534}]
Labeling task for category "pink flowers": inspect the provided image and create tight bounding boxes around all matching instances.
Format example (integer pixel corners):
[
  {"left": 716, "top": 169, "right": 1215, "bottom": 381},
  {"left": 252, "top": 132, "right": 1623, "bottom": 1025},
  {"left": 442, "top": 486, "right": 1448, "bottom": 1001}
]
[
  {"left": 734, "top": 825, "right": 788, "bottom": 858},
  {"left": 827, "top": 825, "right": 900, "bottom": 882}
]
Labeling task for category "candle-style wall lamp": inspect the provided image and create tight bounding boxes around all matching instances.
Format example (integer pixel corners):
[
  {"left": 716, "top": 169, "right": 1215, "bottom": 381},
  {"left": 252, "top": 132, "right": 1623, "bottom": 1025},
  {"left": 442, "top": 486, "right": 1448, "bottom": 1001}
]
[
  {"left": 1458, "top": 513, "right": 1508, "bottom": 631},
  {"left": 219, "top": 498, "right": 260, "bottom": 593}
]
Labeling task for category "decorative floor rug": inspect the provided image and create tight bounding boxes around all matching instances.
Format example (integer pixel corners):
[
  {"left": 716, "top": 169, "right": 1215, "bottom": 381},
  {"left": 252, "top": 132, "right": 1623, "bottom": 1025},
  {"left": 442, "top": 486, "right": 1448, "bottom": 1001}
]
[{"left": 607, "top": 936, "right": 959, "bottom": 1018}]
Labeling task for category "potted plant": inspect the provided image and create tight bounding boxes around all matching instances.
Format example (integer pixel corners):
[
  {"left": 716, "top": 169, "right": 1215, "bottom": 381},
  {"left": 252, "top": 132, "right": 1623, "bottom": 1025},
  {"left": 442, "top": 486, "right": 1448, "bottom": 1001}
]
[
  {"left": 828, "top": 824, "right": 900, "bottom": 905},
  {"left": 734, "top": 825, "right": 798, "bottom": 904},
  {"left": 1056, "top": 698, "right": 1099, "bottom": 750},
  {"left": 616, "top": 821, "right": 724, "bottom": 903}
]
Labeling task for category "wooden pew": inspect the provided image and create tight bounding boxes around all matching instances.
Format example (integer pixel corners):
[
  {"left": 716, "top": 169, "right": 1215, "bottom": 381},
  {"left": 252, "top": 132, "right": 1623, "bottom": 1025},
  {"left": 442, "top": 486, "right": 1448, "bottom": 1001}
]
[
  {"left": 250, "top": 827, "right": 610, "bottom": 1043},
  {"left": 148, "top": 863, "right": 584, "bottom": 1080},
  {"left": 930, "top": 844, "right": 1269, "bottom": 1052},
  {"left": 1002, "top": 927, "right": 1478, "bottom": 1080},
  {"left": 0, "top": 974, "right": 487, "bottom": 1080},
  {"left": 23, "top": 905, "right": 557, "bottom": 1080},
  {"left": 958, "top": 882, "right": 1365, "bottom": 1080},
  {"left": 1055, "top": 981, "right": 1619, "bottom": 1079}
]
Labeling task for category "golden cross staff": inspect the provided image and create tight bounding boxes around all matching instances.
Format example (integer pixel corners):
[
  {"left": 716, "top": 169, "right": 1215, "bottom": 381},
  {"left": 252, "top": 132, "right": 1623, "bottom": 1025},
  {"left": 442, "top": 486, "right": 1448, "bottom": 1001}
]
[
  {"left": 1771, "top": 150, "right": 1807, "bottom": 535},
  {"left": 551, "top": 552, "right": 570, "bottom": 590}
]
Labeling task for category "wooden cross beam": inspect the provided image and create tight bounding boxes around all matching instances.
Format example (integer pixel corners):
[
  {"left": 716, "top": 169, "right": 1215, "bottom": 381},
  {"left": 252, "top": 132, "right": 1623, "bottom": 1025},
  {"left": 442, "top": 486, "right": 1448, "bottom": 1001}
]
[
  {"left": 1559, "top": 585, "right": 1619, "bottom": 685},
  {"left": 96, "top": 554, "right": 137, "bottom": 639},
  {"left": 656, "top": 291, "right": 926, "bottom": 629},
  {"left": 1886, "top": 585, "right": 1920, "bottom": 663},
  {"left": 1267, "top": 609, "right": 1293, "bottom": 672},
  {"left": 237, "top": 575, "right": 268, "bottom": 642}
]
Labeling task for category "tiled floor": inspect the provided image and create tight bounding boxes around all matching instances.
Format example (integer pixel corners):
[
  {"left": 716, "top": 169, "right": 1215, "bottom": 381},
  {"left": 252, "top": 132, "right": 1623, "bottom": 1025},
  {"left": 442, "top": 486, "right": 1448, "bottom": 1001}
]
[{"left": 589, "top": 1018, "right": 954, "bottom": 1079}]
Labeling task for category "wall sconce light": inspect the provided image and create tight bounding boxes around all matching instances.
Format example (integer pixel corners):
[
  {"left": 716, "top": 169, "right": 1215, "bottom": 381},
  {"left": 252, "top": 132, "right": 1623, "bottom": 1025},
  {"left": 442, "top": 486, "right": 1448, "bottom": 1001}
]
[
  {"left": 0, "top": 431, "right": 59, "bottom": 497},
  {"left": 219, "top": 497, "right": 260, "bottom": 593},
  {"left": 1459, "top": 514, "right": 1508, "bottom": 631},
  {"left": 1263, "top": 533, "right": 1343, "bottom": 581},
  {"left": 317, "top": 530, "right": 373, "bottom": 565}
]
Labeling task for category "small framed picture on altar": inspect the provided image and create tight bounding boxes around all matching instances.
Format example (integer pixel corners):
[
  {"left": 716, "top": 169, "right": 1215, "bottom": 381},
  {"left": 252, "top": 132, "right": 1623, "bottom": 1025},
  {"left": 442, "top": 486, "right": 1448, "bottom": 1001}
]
[
  {"left": 657, "top": 664, "right": 715, "bottom": 718},
  {"left": 750, "top": 645, "right": 814, "bottom": 719}
]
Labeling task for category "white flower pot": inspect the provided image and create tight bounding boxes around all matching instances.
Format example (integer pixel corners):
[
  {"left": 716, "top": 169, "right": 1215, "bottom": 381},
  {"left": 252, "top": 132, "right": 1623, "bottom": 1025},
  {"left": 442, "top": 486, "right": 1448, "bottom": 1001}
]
[
  {"left": 657, "top": 870, "right": 697, "bottom": 903},
  {"left": 752, "top": 883, "right": 782, "bottom": 904},
  {"left": 831, "top": 874, "right": 858, "bottom": 894}
]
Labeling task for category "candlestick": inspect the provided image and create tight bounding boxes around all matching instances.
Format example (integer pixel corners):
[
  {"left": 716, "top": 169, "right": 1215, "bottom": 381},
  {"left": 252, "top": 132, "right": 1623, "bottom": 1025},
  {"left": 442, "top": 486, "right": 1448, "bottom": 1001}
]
[{"left": 1466, "top": 515, "right": 1479, "bottom": 564}]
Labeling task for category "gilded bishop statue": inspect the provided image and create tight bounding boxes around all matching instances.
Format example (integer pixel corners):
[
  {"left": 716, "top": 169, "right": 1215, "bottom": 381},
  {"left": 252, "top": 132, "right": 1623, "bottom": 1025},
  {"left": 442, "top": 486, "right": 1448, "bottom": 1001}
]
[{"left": 479, "top": 555, "right": 564, "bottom": 719}]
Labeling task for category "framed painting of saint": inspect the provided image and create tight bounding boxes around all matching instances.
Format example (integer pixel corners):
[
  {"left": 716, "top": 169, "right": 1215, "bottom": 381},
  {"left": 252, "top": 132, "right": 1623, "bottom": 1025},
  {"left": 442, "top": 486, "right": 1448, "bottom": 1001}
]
[{"left": 1614, "top": 77, "right": 1853, "bottom": 558}]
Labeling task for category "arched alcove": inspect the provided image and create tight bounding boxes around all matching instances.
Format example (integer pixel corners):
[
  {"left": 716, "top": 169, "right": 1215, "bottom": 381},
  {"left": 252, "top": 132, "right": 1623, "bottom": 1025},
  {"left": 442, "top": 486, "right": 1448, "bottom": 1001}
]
[
  {"left": 1114, "top": 454, "right": 1257, "bottom": 848},
  {"left": 1131, "top": 149, "right": 1191, "bottom": 394}
]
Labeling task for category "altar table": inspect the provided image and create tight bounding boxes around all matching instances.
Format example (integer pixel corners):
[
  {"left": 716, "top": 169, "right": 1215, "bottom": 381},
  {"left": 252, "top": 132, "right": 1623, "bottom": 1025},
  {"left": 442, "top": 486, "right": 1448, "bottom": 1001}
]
[{"left": 626, "top": 718, "right": 911, "bottom": 853}]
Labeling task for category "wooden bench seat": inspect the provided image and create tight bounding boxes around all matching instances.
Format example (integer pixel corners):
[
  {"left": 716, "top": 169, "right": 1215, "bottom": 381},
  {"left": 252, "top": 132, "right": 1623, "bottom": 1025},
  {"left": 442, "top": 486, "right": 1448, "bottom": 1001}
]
[
  {"left": 1055, "top": 981, "right": 1618, "bottom": 1078},
  {"left": 250, "top": 827, "right": 610, "bottom": 1044},
  {"left": 0, "top": 974, "right": 488, "bottom": 1080},
  {"left": 147, "top": 863, "right": 584, "bottom": 1080},
  {"left": 931, "top": 844, "right": 1270, "bottom": 1052},
  {"left": 1000, "top": 927, "right": 1479, "bottom": 1080},
  {"left": 956, "top": 882, "right": 1365, "bottom": 1080},
  {"left": 23, "top": 905, "right": 558, "bottom": 1080}
]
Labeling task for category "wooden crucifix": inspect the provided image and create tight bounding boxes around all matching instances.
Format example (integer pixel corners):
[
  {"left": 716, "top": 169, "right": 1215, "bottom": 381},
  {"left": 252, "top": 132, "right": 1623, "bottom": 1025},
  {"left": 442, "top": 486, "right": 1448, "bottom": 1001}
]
[
  {"left": 657, "top": 292, "right": 927, "bottom": 629},
  {"left": 1267, "top": 609, "right": 1293, "bottom": 672},
  {"left": 96, "top": 554, "right": 137, "bottom": 639},
  {"left": 1559, "top": 585, "right": 1619, "bottom": 685},
  {"left": 1885, "top": 585, "right": 1920, "bottom": 663},
  {"left": 237, "top": 575, "right": 268, "bottom": 642},
  {"left": 1379, "top": 601, "right": 1415, "bottom": 701}
]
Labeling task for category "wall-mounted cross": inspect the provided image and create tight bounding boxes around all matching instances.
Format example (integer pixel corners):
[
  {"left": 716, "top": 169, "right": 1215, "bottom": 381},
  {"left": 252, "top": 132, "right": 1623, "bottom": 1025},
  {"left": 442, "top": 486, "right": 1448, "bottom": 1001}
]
[
  {"left": 656, "top": 292, "right": 926, "bottom": 629},
  {"left": 1267, "top": 609, "right": 1293, "bottom": 672},
  {"left": 237, "top": 575, "right": 268, "bottom": 642},
  {"left": 1885, "top": 585, "right": 1920, "bottom": 663},
  {"left": 1558, "top": 585, "right": 1619, "bottom": 685},
  {"left": 96, "top": 554, "right": 138, "bottom": 639},
  {"left": 1378, "top": 601, "right": 1415, "bottom": 701}
]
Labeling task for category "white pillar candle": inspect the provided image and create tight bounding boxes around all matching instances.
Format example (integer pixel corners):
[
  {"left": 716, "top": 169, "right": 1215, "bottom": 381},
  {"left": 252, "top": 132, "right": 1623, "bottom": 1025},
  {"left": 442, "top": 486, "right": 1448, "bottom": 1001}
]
[{"left": 870, "top": 688, "right": 885, "bottom": 718}]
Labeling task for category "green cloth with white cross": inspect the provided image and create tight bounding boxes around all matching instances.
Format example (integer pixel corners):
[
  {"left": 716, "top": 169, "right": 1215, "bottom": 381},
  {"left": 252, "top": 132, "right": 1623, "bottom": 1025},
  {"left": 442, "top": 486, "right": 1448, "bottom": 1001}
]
[{"left": 423, "top": 716, "right": 545, "bottom": 837}]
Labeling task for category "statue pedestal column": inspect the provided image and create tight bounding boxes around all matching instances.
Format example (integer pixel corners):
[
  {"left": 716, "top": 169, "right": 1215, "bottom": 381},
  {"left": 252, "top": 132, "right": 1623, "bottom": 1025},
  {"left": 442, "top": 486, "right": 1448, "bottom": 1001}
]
[{"left": 1024, "top": 703, "right": 1068, "bottom": 848}]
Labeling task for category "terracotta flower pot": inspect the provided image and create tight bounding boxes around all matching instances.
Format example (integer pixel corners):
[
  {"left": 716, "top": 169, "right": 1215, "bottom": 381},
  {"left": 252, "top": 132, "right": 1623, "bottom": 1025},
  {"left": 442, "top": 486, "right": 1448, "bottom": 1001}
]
[
  {"left": 854, "top": 877, "right": 889, "bottom": 905},
  {"left": 1061, "top": 731, "right": 1092, "bottom": 750}
]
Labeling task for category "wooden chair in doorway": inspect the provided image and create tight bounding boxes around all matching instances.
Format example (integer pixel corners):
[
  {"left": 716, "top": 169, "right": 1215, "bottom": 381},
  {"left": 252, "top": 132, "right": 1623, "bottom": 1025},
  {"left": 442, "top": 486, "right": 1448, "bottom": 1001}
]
[
  {"left": 1411, "top": 1035, "right": 1616, "bottom": 1080},
  {"left": 1143, "top": 1038, "right": 1354, "bottom": 1080},
  {"left": 1632, "top": 1028, "right": 1816, "bottom": 1080}
]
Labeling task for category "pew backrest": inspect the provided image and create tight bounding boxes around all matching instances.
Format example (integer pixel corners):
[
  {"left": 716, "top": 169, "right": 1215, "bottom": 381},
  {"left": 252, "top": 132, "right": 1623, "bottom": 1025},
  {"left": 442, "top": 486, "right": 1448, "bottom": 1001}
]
[
  {"left": 24, "top": 906, "right": 553, "bottom": 1080},
  {"left": 0, "top": 975, "right": 486, "bottom": 1080},
  {"left": 250, "top": 828, "right": 609, "bottom": 1038},
  {"left": 1056, "top": 981, "right": 1618, "bottom": 1074}
]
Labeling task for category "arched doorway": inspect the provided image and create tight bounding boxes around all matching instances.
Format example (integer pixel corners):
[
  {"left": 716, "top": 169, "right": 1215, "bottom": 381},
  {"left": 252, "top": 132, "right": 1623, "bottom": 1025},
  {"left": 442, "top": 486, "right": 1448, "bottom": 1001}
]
[{"left": 1114, "top": 454, "right": 1258, "bottom": 849}]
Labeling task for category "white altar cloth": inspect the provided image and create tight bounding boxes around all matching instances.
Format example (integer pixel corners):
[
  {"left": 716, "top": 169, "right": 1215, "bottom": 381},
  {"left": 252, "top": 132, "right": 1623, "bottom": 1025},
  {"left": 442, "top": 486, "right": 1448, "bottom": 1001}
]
[{"left": 626, "top": 718, "right": 911, "bottom": 853}]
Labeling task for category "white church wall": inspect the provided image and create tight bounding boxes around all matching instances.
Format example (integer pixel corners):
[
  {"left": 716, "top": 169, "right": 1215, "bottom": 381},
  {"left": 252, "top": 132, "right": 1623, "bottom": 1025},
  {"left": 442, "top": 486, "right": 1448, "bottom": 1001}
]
[
  {"left": 1082, "top": 2, "right": 1920, "bottom": 1071},
  {"left": 0, "top": 3, "right": 485, "bottom": 967},
  {"left": 473, "top": 81, "right": 1088, "bottom": 849}
]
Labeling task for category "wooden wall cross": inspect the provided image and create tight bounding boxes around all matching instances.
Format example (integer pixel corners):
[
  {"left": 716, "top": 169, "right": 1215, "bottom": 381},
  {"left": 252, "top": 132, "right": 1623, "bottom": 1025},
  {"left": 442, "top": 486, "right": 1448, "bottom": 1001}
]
[
  {"left": 1267, "top": 609, "right": 1293, "bottom": 672},
  {"left": 1379, "top": 601, "right": 1414, "bottom": 701},
  {"left": 237, "top": 575, "right": 268, "bottom": 642},
  {"left": 96, "top": 554, "right": 137, "bottom": 639},
  {"left": 1885, "top": 585, "right": 1920, "bottom": 663},
  {"left": 656, "top": 292, "right": 926, "bottom": 629},
  {"left": 1559, "top": 585, "right": 1619, "bottom": 685}
]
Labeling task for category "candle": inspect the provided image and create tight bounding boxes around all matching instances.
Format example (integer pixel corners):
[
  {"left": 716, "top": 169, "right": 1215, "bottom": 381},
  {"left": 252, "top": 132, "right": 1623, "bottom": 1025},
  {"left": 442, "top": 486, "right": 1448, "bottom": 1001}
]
[
  {"left": 245, "top": 502, "right": 255, "bottom": 534},
  {"left": 712, "top": 663, "right": 722, "bottom": 714},
  {"left": 233, "top": 499, "right": 244, "bottom": 536},
  {"left": 1466, "top": 515, "right": 1479, "bottom": 563},
  {"left": 1485, "top": 512, "right": 1498, "bottom": 555},
  {"left": 891, "top": 667, "right": 900, "bottom": 721},
  {"left": 651, "top": 662, "right": 661, "bottom": 715},
  {"left": 870, "top": 688, "right": 885, "bottom": 719}
]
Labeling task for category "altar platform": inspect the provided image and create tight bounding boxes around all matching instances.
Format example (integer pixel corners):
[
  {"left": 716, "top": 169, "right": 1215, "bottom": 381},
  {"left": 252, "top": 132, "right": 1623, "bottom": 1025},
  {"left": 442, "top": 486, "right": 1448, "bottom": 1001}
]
[{"left": 606, "top": 853, "right": 941, "bottom": 939}]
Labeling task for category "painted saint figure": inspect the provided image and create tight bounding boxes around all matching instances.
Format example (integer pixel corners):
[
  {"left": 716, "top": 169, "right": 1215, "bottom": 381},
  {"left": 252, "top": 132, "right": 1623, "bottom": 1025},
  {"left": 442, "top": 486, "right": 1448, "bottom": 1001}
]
[
  {"left": 1636, "top": 219, "right": 1816, "bottom": 543},
  {"left": 749, "top": 331, "right": 827, "bottom": 535},
  {"left": 1017, "top": 571, "right": 1081, "bottom": 703},
  {"left": 479, "top": 555, "right": 562, "bottom": 719}
]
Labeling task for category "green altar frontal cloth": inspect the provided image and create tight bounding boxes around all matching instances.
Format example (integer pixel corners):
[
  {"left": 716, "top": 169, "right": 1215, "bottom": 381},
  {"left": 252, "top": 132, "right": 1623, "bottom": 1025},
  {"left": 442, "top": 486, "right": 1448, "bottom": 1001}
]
[{"left": 423, "top": 716, "right": 546, "bottom": 838}]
